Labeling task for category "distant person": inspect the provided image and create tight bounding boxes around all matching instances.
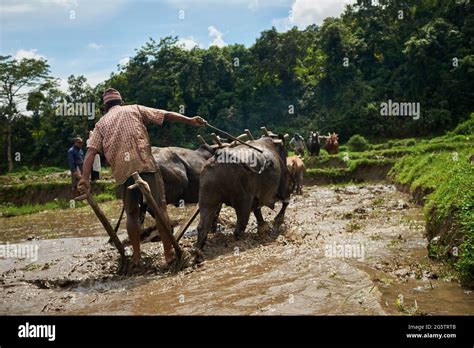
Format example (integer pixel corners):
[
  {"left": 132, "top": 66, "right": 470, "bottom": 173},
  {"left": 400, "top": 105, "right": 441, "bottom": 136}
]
[
  {"left": 290, "top": 133, "right": 305, "bottom": 157},
  {"left": 67, "top": 136, "right": 84, "bottom": 197},
  {"left": 87, "top": 130, "right": 101, "bottom": 181}
]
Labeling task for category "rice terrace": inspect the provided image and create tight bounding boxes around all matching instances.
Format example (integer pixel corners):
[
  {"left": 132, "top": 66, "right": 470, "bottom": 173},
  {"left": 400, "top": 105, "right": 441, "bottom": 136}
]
[{"left": 0, "top": 0, "right": 473, "bottom": 345}]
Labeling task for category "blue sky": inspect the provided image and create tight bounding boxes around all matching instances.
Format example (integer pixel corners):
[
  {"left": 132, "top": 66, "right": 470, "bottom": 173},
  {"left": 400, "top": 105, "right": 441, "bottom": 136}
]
[{"left": 0, "top": 0, "right": 353, "bottom": 90}]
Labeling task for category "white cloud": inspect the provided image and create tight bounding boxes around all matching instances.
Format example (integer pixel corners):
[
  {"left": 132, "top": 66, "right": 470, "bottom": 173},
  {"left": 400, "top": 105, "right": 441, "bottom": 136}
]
[
  {"left": 0, "top": 0, "right": 77, "bottom": 14},
  {"left": 273, "top": 0, "right": 355, "bottom": 31},
  {"left": 13, "top": 49, "right": 45, "bottom": 60},
  {"left": 248, "top": 0, "right": 259, "bottom": 11},
  {"left": 208, "top": 26, "right": 226, "bottom": 48},
  {"left": 118, "top": 57, "right": 130, "bottom": 66},
  {"left": 55, "top": 69, "right": 110, "bottom": 94},
  {"left": 84, "top": 69, "right": 111, "bottom": 87},
  {"left": 0, "top": 3, "right": 34, "bottom": 13},
  {"left": 87, "top": 42, "right": 103, "bottom": 50},
  {"left": 57, "top": 77, "right": 69, "bottom": 93},
  {"left": 1, "top": 0, "right": 126, "bottom": 31},
  {"left": 177, "top": 36, "right": 200, "bottom": 50},
  {"left": 51, "top": 0, "right": 79, "bottom": 7}
]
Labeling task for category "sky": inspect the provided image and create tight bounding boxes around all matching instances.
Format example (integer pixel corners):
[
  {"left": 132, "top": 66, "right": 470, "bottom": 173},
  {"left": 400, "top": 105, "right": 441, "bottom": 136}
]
[{"left": 0, "top": 0, "right": 355, "bottom": 90}]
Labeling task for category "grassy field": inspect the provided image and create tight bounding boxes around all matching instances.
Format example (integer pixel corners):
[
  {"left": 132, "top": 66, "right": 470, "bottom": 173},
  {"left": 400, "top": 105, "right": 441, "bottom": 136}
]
[
  {"left": 301, "top": 114, "right": 474, "bottom": 286},
  {"left": 0, "top": 192, "right": 116, "bottom": 217},
  {"left": 0, "top": 167, "right": 116, "bottom": 216}
]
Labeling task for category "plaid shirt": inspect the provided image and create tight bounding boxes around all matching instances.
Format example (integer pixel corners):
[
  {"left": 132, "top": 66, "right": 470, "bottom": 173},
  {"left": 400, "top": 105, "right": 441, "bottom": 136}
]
[{"left": 88, "top": 104, "right": 165, "bottom": 184}]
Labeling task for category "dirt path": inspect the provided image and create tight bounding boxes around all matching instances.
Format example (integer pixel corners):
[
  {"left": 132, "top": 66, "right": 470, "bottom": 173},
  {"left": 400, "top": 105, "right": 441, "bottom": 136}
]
[{"left": 1, "top": 184, "right": 473, "bottom": 315}]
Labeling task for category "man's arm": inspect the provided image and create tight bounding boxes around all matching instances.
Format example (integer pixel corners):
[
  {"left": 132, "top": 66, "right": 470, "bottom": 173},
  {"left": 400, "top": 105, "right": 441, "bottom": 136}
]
[
  {"left": 163, "top": 111, "right": 207, "bottom": 127},
  {"left": 139, "top": 105, "right": 206, "bottom": 127}
]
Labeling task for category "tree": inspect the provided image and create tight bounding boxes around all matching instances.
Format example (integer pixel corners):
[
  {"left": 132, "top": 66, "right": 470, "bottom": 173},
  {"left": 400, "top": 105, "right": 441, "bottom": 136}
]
[
  {"left": 66, "top": 74, "right": 95, "bottom": 136},
  {"left": 0, "top": 55, "right": 52, "bottom": 171}
]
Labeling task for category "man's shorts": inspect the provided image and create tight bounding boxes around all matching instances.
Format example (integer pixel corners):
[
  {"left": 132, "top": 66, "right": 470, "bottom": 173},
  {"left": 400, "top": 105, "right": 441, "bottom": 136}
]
[
  {"left": 91, "top": 171, "right": 100, "bottom": 181},
  {"left": 118, "top": 170, "right": 167, "bottom": 215}
]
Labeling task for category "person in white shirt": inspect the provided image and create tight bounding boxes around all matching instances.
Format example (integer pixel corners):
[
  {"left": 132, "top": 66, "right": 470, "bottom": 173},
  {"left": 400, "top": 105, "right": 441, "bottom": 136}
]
[{"left": 87, "top": 130, "right": 101, "bottom": 181}]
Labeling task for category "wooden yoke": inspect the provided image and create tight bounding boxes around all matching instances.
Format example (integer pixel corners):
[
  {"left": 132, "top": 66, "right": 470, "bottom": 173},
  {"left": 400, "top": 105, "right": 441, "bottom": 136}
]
[
  {"left": 244, "top": 129, "right": 254, "bottom": 140},
  {"left": 197, "top": 134, "right": 208, "bottom": 145},
  {"left": 211, "top": 133, "right": 223, "bottom": 147}
]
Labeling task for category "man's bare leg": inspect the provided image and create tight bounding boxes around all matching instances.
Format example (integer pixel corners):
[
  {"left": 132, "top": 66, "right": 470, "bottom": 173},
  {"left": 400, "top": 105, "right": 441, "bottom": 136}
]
[
  {"left": 126, "top": 209, "right": 141, "bottom": 266},
  {"left": 156, "top": 202, "right": 175, "bottom": 264}
]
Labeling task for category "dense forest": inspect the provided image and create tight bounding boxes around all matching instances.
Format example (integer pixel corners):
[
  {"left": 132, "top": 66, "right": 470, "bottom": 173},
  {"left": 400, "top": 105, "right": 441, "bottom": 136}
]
[{"left": 1, "top": 0, "right": 473, "bottom": 172}]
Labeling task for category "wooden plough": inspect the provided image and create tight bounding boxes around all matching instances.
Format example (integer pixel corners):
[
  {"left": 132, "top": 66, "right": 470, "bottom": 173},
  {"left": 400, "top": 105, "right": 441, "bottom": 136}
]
[{"left": 78, "top": 126, "right": 282, "bottom": 270}]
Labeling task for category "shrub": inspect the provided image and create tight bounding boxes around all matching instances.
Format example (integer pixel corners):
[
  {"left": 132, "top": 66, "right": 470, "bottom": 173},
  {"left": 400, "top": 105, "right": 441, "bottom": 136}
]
[
  {"left": 347, "top": 135, "right": 370, "bottom": 152},
  {"left": 453, "top": 113, "right": 474, "bottom": 135}
]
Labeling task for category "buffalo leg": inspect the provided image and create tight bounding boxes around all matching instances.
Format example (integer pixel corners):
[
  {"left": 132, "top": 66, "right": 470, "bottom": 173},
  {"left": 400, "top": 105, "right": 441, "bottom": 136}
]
[
  {"left": 233, "top": 199, "right": 253, "bottom": 240},
  {"left": 210, "top": 204, "right": 222, "bottom": 233},
  {"left": 274, "top": 201, "right": 289, "bottom": 225},
  {"left": 253, "top": 207, "right": 265, "bottom": 226},
  {"left": 197, "top": 204, "right": 219, "bottom": 249}
]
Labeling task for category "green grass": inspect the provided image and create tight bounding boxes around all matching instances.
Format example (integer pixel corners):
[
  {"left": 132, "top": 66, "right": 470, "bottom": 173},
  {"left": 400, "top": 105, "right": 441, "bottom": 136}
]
[
  {"left": 390, "top": 147, "right": 474, "bottom": 286},
  {"left": 0, "top": 166, "right": 113, "bottom": 185},
  {"left": 304, "top": 129, "right": 473, "bottom": 286},
  {"left": 4, "top": 166, "right": 66, "bottom": 177},
  {"left": 453, "top": 112, "right": 474, "bottom": 135},
  {"left": 0, "top": 192, "right": 116, "bottom": 217}
]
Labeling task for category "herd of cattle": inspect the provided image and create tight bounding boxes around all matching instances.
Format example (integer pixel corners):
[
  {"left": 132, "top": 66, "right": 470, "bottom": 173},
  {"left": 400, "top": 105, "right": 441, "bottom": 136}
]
[
  {"left": 297, "top": 131, "right": 339, "bottom": 157},
  {"left": 149, "top": 128, "right": 338, "bottom": 248}
]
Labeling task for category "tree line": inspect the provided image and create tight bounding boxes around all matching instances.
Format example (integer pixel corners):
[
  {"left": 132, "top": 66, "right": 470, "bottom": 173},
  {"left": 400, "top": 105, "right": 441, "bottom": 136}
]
[{"left": 1, "top": 0, "right": 473, "bottom": 172}]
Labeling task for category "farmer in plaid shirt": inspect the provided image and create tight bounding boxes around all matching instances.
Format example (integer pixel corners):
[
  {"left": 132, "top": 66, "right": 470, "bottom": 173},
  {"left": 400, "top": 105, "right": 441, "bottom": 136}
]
[{"left": 78, "top": 88, "right": 206, "bottom": 266}]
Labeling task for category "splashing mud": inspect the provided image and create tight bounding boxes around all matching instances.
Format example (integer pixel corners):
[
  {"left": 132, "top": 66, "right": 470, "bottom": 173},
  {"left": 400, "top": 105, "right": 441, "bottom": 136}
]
[{"left": 1, "top": 184, "right": 473, "bottom": 315}]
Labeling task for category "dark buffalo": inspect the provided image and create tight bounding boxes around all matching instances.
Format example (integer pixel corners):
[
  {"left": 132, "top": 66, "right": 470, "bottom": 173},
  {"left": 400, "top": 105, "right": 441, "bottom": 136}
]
[
  {"left": 151, "top": 144, "right": 215, "bottom": 205},
  {"left": 196, "top": 136, "right": 291, "bottom": 249},
  {"left": 137, "top": 144, "right": 215, "bottom": 238},
  {"left": 307, "top": 132, "right": 320, "bottom": 156}
]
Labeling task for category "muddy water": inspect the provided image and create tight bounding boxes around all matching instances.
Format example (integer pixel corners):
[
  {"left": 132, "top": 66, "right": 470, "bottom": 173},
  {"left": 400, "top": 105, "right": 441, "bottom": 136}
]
[{"left": 0, "top": 184, "right": 473, "bottom": 315}]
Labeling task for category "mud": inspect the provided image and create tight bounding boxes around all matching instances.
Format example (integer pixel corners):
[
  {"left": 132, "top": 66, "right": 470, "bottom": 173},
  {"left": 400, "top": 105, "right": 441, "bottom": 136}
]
[{"left": 1, "top": 184, "right": 473, "bottom": 315}]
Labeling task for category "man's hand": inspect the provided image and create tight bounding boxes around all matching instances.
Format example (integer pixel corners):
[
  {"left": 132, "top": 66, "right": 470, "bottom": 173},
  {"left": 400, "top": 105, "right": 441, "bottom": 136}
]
[
  {"left": 77, "top": 178, "right": 91, "bottom": 195},
  {"left": 73, "top": 170, "right": 81, "bottom": 179},
  {"left": 189, "top": 116, "right": 207, "bottom": 127}
]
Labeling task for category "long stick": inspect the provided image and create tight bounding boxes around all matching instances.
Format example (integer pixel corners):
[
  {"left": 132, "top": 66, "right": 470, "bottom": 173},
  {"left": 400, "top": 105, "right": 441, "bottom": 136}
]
[
  {"left": 174, "top": 206, "right": 200, "bottom": 242},
  {"left": 75, "top": 193, "right": 125, "bottom": 258},
  {"left": 139, "top": 206, "right": 200, "bottom": 242},
  {"left": 129, "top": 172, "right": 182, "bottom": 259},
  {"left": 108, "top": 204, "right": 125, "bottom": 244},
  {"left": 206, "top": 123, "right": 263, "bottom": 153}
]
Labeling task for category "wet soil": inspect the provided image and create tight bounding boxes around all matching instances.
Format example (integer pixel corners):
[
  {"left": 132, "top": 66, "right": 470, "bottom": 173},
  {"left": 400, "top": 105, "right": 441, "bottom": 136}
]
[{"left": 1, "top": 184, "right": 473, "bottom": 315}]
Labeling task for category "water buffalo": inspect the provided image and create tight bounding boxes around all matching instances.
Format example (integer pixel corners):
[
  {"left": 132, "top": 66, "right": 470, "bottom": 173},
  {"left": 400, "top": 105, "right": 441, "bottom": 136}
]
[
  {"left": 325, "top": 133, "right": 339, "bottom": 154},
  {"left": 151, "top": 144, "right": 215, "bottom": 205},
  {"left": 135, "top": 144, "right": 216, "bottom": 241},
  {"left": 307, "top": 132, "right": 320, "bottom": 156},
  {"left": 196, "top": 136, "right": 291, "bottom": 249},
  {"left": 287, "top": 155, "right": 305, "bottom": 194}
]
